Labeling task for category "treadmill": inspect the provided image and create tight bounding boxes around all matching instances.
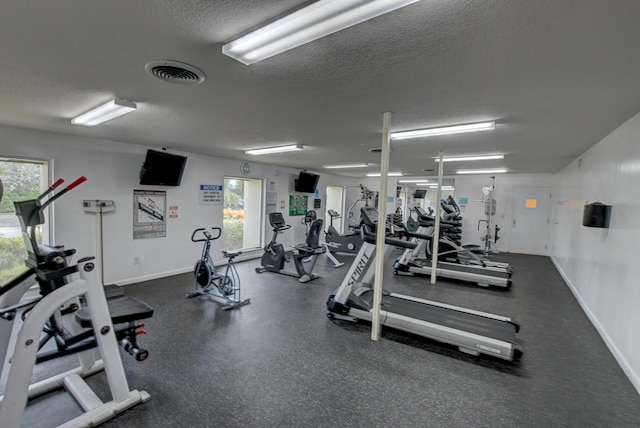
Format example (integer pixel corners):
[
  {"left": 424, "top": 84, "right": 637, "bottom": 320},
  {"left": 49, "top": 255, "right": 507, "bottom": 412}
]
[
  {"left": 326, "top": 207, "right": 522, "bottom": 361},
  {"left": 415, "top": 206, "right": 511, "bottom": 269},
  {"left": 393, "top": 208, "right": 512, "bottom": 288}
]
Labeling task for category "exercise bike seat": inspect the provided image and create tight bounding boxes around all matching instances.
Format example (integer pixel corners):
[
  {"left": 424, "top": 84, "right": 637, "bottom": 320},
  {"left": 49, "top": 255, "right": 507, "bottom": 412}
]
[
  {"left": 75, "top": 296, "right": 154, "bottom": 328},
  {"left": 36, "top": 244, "right": 76, "bottom": 263},
  {"left": 292, "top": 243, "right": 327, "bottom": 255},
  {"left": 222, "top": 250, "right": 242, "bottom": 259}
]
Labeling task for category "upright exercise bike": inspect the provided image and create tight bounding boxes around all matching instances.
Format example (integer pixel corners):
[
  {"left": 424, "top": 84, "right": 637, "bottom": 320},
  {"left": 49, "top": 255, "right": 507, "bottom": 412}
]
[
  {"left": 188, "top": 227, "right": 250, "bottom": 310},
  {"left": 256, "top": 212, "right": 325, "bottom": 283}
]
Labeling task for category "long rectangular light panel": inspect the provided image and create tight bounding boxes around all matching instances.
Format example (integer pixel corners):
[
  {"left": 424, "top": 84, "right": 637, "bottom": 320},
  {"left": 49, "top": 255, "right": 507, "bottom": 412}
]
[
  {"left": 323, "top": 163, "right": 371, "bottom": 169},
  {"left": 390, "top": 121, "right": 495, "bottom": 140},
  {"left": 71, "top": 98, "right": 136, "bottom": 127},
  {"left": 366, "top": 172, "right": 403, "bottom": 177},
  {"left": 245, "top": 144, "right": 303, "bottom": 155},
  {"left": 456, "top": 168, "right": 507, "bottom": 174},
  {"left": 435, "top": 154, "right": 504, "bottom": 162},
  {"left": 222, "top": 0, "right": 420, "bottom": 65}
]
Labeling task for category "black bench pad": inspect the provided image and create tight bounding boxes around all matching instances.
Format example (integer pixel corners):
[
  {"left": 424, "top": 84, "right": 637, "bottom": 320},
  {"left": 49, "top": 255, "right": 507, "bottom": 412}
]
[{"left": 75, "top": 296, "right": 154, "bottom": 328}]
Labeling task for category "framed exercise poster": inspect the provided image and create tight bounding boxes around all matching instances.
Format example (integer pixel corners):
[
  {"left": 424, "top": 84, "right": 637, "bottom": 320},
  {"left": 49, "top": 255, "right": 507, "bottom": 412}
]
[
  {"left": 289, "top": 195, "right": 308, "bottom": 216},
  {"left": 133, "top": 189, "right": 166, "bottom": 239}
]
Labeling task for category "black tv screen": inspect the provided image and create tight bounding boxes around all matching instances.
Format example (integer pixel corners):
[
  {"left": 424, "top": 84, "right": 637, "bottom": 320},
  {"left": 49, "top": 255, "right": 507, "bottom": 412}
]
[
  {"left": 413, "top": 189, "right": 427, "bottom": 199},
  {"left": 294, "top": 171, "right": 319, "bottom": 193},
  {"left": 139, "top": 150, "right": 187, "bottom": 186}
]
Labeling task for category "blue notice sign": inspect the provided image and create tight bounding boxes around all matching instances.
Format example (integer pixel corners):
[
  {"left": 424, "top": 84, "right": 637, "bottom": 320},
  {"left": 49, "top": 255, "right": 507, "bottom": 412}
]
[{"left": 199, "top": 184, "right": 223, "bottom": 205}]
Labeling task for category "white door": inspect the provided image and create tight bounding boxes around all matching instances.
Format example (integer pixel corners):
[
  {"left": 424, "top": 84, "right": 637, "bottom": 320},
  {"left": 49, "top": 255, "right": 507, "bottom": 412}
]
[
  {"left": 510, "top": 186, "right": 551, "bottom": 255},
  {"left": 326, "top": 186, "right": 344, "bottom": 233}
]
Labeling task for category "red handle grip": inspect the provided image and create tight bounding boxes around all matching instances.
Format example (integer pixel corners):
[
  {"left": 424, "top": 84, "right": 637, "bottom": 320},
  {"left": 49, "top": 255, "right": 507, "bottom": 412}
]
[
  {"left": 39, "top": 176, "right": 87, "bottom": 209},
  {"left": 37, "top": 178, "right": 66, "bottom": 200},
  {"left": 50, "top": 178, "right": 64, "bottom": 190},
  {"left": 66, "top": 176, "right": 87, "bottom": 190}
]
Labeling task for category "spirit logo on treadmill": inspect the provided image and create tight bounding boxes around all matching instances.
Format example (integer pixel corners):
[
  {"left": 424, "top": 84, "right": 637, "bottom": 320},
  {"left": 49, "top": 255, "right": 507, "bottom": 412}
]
[{"left": 347, "top": 253, "right": 370, "bottom": 287}]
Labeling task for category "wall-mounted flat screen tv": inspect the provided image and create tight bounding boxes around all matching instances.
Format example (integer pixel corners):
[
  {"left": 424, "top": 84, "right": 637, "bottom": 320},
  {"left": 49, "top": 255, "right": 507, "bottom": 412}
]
[
  {"left": 413, "top": 189, "right": 427, "bottom": 199},
  {"left": 294, "top": 171, "right": 319, "bottom": 193},
  {"left": 139, "top": 150, "right": 187, "bottom": 186}
]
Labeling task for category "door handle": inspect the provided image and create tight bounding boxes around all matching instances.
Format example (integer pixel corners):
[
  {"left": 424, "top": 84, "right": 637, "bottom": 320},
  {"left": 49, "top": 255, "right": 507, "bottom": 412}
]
[{"left": 512, "top": 217, "right": 516, "bottom": 228}]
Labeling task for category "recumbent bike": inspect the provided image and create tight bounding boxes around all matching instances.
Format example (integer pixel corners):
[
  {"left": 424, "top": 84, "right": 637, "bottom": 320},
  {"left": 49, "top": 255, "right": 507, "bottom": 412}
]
[{"left": 256, "top": 212, "right": 325, "bottom": 283}]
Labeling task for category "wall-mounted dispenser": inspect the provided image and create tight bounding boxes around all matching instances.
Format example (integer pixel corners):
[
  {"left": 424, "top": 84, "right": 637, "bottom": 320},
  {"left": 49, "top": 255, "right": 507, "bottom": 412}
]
[{"left": 582, "top": 202, "right": 611, "bottom": 228}]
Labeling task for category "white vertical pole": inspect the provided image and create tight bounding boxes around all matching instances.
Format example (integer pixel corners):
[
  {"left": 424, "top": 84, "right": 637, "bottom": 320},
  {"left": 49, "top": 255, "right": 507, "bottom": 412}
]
[
  {"left": 430, "top": 151, "right": 444, "bottom": 284},
  {"left": 371, "top": 111, "right": 392, "bottom": 341},
  {"left": 96, "top": 209, "right": 104, "bottom": 284}
]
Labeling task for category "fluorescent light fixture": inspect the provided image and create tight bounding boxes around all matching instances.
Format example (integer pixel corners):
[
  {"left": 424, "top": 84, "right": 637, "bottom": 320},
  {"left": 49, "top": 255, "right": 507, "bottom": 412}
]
[
  {"left": 71, "top": 98, "right": 136, "bottom": 127},
  {"left": 323, "top": 163, "right": 371, "bottom": 169},
  {"left": 366, "top": 172, "right": 403, "bottom": 177},
  {"left": 390, "top": 121, "right": 496, "bottom": 140},
  {"left": 398, "top": 179, "right": 429, "bottom": 183},
  {"left": 456, "top": 168, "right": 508, "bottom": 175},
  {"left": 435, "top": 154, "right": 504, "bottom": 162},
  {"left": 245, "top": 144, "right": 303, "bottom": 155},
  {"left": 429, "top": 185, "right": 455, "bottom": 190},
  {"left": 222, "top": 0, "right": 420, "bottom": 65}
]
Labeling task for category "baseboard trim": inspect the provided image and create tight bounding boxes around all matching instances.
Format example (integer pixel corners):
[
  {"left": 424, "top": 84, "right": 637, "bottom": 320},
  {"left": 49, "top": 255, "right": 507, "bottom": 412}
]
[
  {"left": 112, "top": 251, "right": 262, "bottom": 286},
  {"left": 550, "top": 255, "right": 640, "bottom": 395}
]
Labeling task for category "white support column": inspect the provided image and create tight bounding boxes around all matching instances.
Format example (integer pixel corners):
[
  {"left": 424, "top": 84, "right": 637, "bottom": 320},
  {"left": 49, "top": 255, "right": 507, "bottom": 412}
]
[
  {"left": 430, "top": 151, "right": 444, "bottom": 284},
  {"left": 371, "top": 111, "right": 392, "bottom": 341},
  {"left": 79, "top": 258, "right": 131, "bottom": 401}
]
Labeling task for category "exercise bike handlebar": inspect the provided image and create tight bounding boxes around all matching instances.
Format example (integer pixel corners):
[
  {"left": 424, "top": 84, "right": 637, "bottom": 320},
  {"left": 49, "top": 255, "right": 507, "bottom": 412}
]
[
  {"left": 275, "top": 224, "right": 291, "bottom": 232},
  {"left": 191, "top": 227, "right": 222, "bottom": 242}
]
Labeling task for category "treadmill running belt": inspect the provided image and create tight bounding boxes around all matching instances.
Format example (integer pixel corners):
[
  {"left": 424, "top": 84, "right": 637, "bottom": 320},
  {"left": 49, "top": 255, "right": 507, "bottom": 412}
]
[{"left": 378, "top": 294, "right": 517, "bottom": 343}]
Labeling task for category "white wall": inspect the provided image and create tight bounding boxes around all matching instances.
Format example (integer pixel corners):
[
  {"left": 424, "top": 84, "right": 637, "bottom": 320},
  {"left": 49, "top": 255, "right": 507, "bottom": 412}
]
[
  {"left": 0, "top": 124, "right": 356, "bottom": 285},
  {"left": 454, "top": 174, "right": 555, "bottom": 252},
  {"left": 550, "top": 111, "right": 640, "bottom": 393}
]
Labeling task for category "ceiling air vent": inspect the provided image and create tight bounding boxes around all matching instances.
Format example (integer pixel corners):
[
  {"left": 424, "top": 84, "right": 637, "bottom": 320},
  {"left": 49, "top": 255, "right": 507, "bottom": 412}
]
[{"left": 145, "top": 60, "right": 205, "bottom": 85}]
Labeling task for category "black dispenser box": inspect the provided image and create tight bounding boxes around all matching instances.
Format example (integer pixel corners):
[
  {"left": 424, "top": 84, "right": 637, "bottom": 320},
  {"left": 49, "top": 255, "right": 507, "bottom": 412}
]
[{"left": 582, "top": 202, "right": 611, "bottom": 228}]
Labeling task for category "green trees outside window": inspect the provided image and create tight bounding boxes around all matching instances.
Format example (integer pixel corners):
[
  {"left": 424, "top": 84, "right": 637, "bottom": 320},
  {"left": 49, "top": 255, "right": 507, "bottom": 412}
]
[{"left": 0, "top": 160, "right": 46, "bottom": 283}]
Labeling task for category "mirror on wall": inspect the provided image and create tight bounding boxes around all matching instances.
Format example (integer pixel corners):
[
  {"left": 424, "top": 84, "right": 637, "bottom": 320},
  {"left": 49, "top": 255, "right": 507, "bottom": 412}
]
[{"left": 400, "top": 178, "right": 455, "bottom": 213}]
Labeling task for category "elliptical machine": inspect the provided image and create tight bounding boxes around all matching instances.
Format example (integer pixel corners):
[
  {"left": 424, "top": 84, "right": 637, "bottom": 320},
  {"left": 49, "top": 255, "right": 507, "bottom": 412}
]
[{"left": 256, "top": 212, "right": 326, "bottom": 283}]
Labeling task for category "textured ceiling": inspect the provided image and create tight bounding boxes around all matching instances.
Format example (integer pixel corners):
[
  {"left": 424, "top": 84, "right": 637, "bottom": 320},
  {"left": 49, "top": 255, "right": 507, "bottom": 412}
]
[{"left": 1, "top": 0, "right": 640, "bottom": 178}]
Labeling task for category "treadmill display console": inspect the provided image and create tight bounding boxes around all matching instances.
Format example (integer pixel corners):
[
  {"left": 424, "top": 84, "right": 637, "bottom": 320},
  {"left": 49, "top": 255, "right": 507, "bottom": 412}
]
[
  {"left": 414, "top": 207, "right": 427, "bottom": 217},
  {"left": 360, "top": 207, "right": 378, "bottom": 226}
]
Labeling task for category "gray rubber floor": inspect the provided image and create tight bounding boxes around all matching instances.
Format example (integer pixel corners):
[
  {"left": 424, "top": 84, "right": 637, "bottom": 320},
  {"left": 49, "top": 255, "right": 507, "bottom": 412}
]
[{"left": 4, "top": 250, "right": 640, "bottom": 427}]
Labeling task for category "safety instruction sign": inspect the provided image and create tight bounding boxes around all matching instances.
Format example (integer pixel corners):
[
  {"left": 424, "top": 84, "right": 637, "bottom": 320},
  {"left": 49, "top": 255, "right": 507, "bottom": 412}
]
[{"left": 199, "top": 184, "right": 223, "bottom": 205}]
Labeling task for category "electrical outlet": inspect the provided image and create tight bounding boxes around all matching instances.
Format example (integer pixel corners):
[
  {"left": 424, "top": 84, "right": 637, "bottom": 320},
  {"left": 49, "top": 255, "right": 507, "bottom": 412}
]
[{"left": 133, "top": 256, "right": 140, "bottom": 265}]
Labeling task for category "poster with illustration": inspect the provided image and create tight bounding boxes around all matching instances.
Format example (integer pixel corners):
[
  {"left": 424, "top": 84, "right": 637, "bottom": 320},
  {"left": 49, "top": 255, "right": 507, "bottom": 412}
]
[
  {"left": 133, "top": 189, "right": 166, "bottom": 239},
  {"left": 289, "top": 195, "right": 308, "bottom": 216}
]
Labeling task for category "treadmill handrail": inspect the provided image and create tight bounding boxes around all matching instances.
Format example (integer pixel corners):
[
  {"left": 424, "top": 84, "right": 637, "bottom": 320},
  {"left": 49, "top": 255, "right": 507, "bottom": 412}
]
[{"left": 361, "top": 224, "right": 416, "bottom": 249}]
